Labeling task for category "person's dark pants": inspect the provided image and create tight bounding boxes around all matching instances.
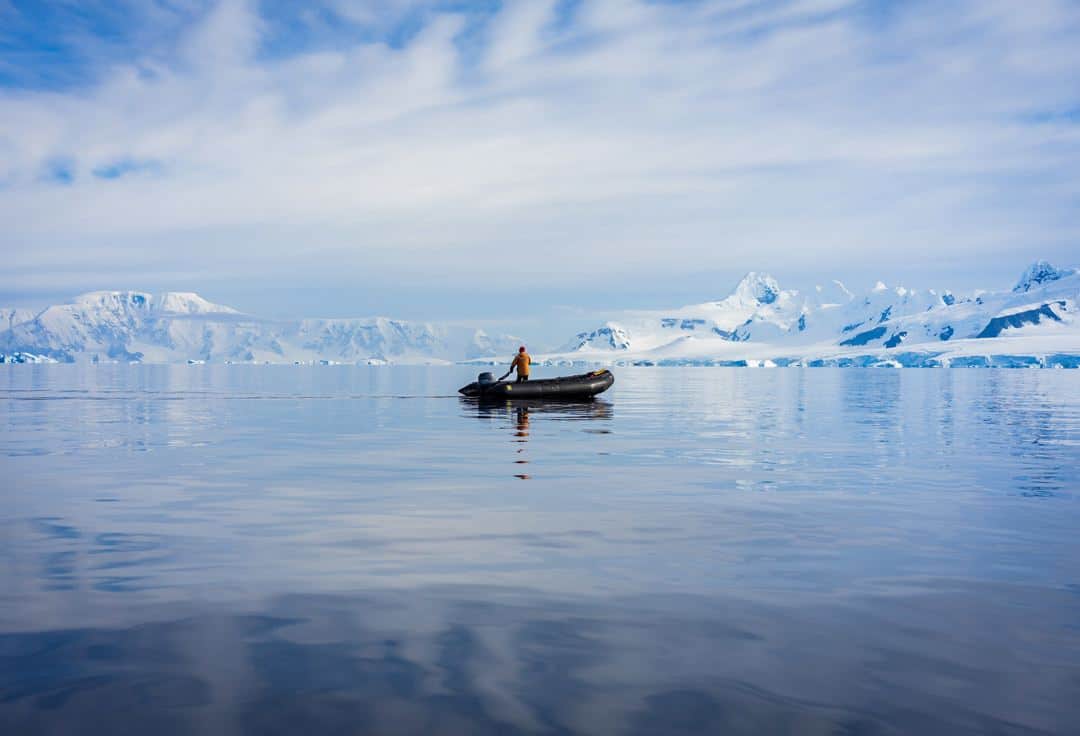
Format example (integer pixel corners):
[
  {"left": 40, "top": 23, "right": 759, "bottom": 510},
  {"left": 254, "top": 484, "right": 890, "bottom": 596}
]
[{"left": 516, "top": 374, "right": 529, "bottom": 383}]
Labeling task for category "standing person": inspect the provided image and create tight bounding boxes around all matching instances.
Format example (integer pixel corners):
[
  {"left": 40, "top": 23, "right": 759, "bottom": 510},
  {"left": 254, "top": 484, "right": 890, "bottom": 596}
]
[{"left": 500, "top": 346, "right": 531, "bottom": 383}]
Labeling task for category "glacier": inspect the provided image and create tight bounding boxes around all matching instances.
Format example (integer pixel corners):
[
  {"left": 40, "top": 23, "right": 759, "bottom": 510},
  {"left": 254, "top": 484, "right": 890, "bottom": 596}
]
[
  {"left": 540, "top": 261, "right": 1080, "bottom": 368},
  {"left": 3, "top": 261, "right": 1079, "bottom": 367},
  {"left": 0, "top": 291, "right": 521, "bottom": 365}
]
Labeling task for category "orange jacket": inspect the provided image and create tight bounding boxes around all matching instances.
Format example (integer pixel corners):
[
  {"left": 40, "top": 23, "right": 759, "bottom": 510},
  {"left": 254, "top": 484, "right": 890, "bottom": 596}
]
[{"left": 511, "top": 352, "right": 531, "bottom": 376}]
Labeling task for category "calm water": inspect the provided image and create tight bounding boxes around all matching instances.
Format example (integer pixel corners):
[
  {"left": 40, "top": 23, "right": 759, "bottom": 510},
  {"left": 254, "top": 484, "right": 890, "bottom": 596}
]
[{"left": 2, "top": 365, "right": 1079, "bottom": 735}]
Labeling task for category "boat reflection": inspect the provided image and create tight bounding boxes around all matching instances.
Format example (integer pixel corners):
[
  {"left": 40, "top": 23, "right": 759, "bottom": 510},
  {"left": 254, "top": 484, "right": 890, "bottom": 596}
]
[
  {"left": 459, "top": 397, "right": 614, "bottom": 421},
  {"left": 459, "top": 398, "right": 614, "bottom": 479}
]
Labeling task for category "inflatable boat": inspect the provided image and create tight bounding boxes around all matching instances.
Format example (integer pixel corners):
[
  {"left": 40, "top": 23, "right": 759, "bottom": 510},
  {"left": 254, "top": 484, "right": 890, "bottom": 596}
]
[{"left": 459, "top": 369, "right": 614, "bottom": 399}]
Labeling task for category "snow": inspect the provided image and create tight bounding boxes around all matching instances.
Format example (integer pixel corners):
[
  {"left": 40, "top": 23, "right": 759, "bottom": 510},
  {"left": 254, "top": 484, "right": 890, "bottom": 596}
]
[
  {"left": 0, "top": 351, "right": 58, "bottom": 364},
  {"left": 1014, "top": 261, "right": 1077, "bottom": 293},
  {"left": 565, "top": 323, "right": 632, "bottom": 352},
  {"left": 3, "top": 261, "right": 1077, "bottom": 367},
  {"left": 546, "top": 261, "right": 1080, "bottom": 368},
  {"left": 0, "top": 308, "right": 36, "bottom": 332},
  {"left": 0, "top": 290, "right": 521, "bottom": 365},
  {"left": 975, "top": 302, "right": 1066, "bottom": 338},
  {"left": 728, "top": 272, "right": 781, "bottom": 306}
]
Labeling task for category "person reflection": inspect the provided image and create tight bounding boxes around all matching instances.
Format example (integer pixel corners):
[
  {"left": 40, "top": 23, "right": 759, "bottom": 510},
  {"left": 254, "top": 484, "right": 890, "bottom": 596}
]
[
  {"left": 461, "top": 398, "right": 613, "bottom": 480},
  {"left": 514, "top": 407, "right": 530, "bottom": 479},
  {"left": 515, "top": 407, "right": 530, "bottom": 441}
]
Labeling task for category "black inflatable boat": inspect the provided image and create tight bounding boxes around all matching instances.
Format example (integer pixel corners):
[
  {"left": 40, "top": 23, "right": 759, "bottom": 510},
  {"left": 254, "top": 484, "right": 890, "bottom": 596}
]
[{"left": 459, "top": 369, "right": 614, "bottom": 399}]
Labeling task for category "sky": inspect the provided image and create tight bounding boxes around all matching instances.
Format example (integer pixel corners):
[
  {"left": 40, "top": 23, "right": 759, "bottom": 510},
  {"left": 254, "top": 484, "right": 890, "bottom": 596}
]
[{"left": 1, "top": 0, "right": 1078, "bottom": 340}]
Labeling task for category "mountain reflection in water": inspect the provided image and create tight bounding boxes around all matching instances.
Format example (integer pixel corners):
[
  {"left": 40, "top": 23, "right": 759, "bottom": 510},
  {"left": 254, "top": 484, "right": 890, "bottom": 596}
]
[{"left": 2, "top": 366, "right": 1079, "bottom": 735}]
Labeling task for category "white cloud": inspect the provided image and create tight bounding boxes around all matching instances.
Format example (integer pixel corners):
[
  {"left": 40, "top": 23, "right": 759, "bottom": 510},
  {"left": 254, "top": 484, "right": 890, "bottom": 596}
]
[{"left": 1, "top": 0, "right": 1079, "bottom": 304}]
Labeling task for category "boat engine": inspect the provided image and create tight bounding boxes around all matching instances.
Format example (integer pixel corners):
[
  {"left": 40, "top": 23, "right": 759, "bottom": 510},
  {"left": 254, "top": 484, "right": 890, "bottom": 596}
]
[{"left": 477, "top": 372, "right": 495, "bottom": 386}]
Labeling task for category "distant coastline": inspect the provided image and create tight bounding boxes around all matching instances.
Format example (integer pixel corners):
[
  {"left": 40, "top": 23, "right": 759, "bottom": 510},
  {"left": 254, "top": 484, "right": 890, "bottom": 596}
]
[{"left": 3, "top": 262, "right": 1078, "bottom": 368}]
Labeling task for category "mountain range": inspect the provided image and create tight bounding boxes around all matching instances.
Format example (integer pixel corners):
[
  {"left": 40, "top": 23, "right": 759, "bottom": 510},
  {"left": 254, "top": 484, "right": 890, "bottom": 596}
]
[
  {"left": 0, "top": 291, "right": 520, "bottom": 365},
  {"left": 2, "top": 261, "right": 1078, "bottom": 367},
  {"left": 550, "top": 261, "right": 1079, "bottom": 368}
]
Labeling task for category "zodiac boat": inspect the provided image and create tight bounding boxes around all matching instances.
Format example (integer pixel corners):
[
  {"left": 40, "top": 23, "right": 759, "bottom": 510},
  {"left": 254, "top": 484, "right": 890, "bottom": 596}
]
[{"left": 458, "top": 369, "right": 614, "bottom": 399}]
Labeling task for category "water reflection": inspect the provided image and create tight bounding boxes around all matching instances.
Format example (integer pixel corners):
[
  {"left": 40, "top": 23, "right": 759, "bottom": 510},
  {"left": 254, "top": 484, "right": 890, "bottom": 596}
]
[
  {"left": 459, "top": 397, "right": 614, "bottom": 422},
  {"left": 459, "top": 398, "right": 614, "bottom": 480},
  {"left": 2, "top": 585, "right": 1077, "bottom": 735},
  {"left": 3, "top": 367, "right": 1080, "bottom": 735},
  {"left": 514, "top": 407, "right": 530, "bottom": 478}
]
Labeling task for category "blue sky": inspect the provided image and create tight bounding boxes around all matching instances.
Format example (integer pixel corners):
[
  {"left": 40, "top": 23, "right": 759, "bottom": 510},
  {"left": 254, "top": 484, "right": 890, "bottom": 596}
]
[{"left": 1, "top": 0, "right": 1078, "bottom": 339}]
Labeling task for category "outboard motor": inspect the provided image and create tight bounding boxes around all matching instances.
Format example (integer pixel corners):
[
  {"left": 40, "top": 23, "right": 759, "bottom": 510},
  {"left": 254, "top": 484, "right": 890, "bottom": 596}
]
[{"left": 459, "top": 371, "right": 501, "bottom": 396}]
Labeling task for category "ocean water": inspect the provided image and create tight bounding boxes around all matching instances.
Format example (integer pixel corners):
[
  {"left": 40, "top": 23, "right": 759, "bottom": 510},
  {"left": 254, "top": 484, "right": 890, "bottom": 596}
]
[{"left": 2, "top": 365, "right": 1079, "bottom": 735}]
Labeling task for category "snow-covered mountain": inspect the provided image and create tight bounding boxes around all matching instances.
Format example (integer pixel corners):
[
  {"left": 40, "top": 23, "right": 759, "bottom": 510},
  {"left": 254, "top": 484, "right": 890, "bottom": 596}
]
[
  {"left": 0, "top": 291, "right": 521, "bottom": 364},
  {"left": 0, "top": 307, "right": 35, "bottom": 332},
  {"left": 551, "top": 261, "right": 1080, "bottom": 368},
  {"left": 5, "top": 262, "right": 1078, "bottom": 367}
]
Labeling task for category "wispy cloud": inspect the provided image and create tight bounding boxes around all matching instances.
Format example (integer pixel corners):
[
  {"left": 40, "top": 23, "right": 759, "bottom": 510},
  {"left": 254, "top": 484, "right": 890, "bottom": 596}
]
[{"left": 1, "top": 0, "right": 1078, "bottom": 313}]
